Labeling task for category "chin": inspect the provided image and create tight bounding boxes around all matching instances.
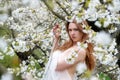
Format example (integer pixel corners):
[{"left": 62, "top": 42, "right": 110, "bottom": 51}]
[
  {"left": 73, "top": 40, "right": 80, "bottom": 42},
  {"left": 72, "top": 38, "right": 80, "bottom": 42},
  {"left": 73, "top": 40, "right": 78, "bottom": 43}
]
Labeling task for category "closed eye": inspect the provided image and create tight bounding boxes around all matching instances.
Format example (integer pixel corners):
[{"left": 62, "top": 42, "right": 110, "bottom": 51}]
[{"left": 74, "top": 29, "right": 79, "bottom": 31}]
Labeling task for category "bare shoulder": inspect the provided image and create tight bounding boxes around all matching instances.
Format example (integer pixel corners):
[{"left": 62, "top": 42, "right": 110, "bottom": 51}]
[{"left": 77, "top": 48, "right": 86, "bottom": 61}]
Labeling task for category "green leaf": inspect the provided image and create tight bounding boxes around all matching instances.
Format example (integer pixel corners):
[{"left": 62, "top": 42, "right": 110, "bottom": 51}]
[
  {"left": 47, "top": 0, "right": 54, "bottom": 9},
  {"left": 84, "top": 0, "right": 90, "bottom": 9},
  {"left": 0, "top": 24, "right": 12, "bottom": 38},
  {"left": 106, "top": 0, "right": 112, "bottom": 3},
  {"left": 0, "top": 54, "right": 20, "bottom": 68}
]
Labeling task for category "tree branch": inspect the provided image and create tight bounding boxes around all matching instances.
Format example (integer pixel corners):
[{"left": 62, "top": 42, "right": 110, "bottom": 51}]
[
  {"left": 55, "top": 0, "right": 70, "bottom": 16},
  {"left": 111, "top": 28, "right": 120, "bottom": 38},
  {"left": 103, "top": 66, "right": 118, "bottom": 73},
  {"left": 42, "top": 0, "right": 65, "bottom": 21},
  {"left": 11, "top": 29, "right": 16, "bottom": 39},
  {"left": 0, "top": 64, "right": 6, "bottom": 75},
  {"left": 35, "top": 45, "right": 47, "bottom": 56}
]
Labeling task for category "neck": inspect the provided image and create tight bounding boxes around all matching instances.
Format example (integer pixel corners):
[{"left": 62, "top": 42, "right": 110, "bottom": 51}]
[{"left": 73, "top": 42, "right": 77, "bottom": 46}]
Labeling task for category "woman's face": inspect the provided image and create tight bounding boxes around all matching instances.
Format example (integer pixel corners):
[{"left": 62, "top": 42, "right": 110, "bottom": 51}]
[{"left": 68, "top": 22, "right": 83, "bottom": 43}]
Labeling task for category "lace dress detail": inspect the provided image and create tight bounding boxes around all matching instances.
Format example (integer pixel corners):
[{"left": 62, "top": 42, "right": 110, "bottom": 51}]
[{"left": 42, "top": 50, "right": 72, "bottom": 80}]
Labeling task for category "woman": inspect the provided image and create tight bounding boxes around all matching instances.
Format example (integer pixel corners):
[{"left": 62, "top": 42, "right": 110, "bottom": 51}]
[{"left": 42, "top": 20, "right": 95, "bottom": 80}]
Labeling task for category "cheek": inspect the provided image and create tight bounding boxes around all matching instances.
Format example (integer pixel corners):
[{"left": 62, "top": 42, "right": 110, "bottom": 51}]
[{"left": 77, "top": 32, "right": 83, "bottom": 38}]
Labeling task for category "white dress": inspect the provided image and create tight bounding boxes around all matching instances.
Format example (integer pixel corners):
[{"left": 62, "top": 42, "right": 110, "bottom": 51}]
[{"left": 42, "top": 50, "right": 87, "bottom": 80}]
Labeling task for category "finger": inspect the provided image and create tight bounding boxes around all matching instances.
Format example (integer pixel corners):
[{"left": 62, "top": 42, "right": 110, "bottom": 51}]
[
  {"left": 53, "top": 26, "right": 58, "bottom": 31},
  {"left": 55, "top": 23, "right": 60, "bottom": 28},
  {"left": 53, "top": 25, "right": 59, "bottom": 30},
  {"left": 53, "top": 27, "right": 60, "bottom": 33},
  {"left": 55, "top": 23, "right": 59, "bottom": 26},
  {"left": 57, "top": 28, "right": 61, "bottom": 33}
]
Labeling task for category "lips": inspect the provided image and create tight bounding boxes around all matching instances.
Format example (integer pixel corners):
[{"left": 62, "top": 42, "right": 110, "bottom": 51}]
[{"left": 71, "top": 36, "right": 76, "bottom": 39}]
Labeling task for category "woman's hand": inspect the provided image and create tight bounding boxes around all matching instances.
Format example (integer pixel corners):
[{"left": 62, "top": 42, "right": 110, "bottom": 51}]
[
  {"left": 51, "top": 24, "right": 61, "bottom": 53},
  {"left": 53, "top": 23, "right": 61, "bottom": 40}
]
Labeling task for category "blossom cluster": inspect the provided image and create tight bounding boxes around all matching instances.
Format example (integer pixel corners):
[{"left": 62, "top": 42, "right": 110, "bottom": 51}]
[{"left": 65, "top": 0, "right": 120, "bottom": 27}]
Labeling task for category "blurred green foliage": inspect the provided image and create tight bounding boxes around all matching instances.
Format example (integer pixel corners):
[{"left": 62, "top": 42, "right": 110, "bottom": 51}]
[{"left": 99, "top": 72, "right": 111, "bottom": 80}]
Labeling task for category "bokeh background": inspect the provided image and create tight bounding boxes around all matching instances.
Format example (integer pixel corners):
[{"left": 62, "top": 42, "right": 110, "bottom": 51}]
[{"left": 0, "top": 0, "right": 120, "bottom": 80}]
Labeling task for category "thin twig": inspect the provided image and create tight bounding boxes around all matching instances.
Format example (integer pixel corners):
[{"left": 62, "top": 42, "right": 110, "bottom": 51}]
[{"left": 103, "top": 66, "right": 119, "bottom": 73}]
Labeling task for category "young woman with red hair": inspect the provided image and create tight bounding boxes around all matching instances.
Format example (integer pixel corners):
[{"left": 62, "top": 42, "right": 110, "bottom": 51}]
[{"left": 42, "top": 20, "right": 96, "bottom": 80}]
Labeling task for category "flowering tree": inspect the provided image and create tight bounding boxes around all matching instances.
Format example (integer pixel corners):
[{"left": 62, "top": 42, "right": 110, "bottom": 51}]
[{"left": 0, "top": 0, "right": 120, "bottom": 80}]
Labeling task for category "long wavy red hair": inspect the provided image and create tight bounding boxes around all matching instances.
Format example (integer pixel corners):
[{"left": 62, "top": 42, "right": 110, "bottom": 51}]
[{"left": 58, "top": 20, "right": 95, "bottom": 71}]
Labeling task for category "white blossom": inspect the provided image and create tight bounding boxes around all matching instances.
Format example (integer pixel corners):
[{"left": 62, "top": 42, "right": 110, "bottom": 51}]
[
  {"left": 30, "top": 61, "right": 35, "bottom": 66},
  {"left": 4, "top": 47, "right": 15, "bottom": 56},
  {"left": 77, "top": 42, "right": 88, "bottom": 49},
  {"left": 22, "top": 72, "right": 35, "bottom": 80},
  {"left": 90, "top": 76, "right": 99, "bottom": 80},
  {"left": 0, "top": 38, "right": 7, "bottom": 51},
  {"left": 1, "top": 72, "right": 13, "bottom": 80},
  {"left": 101, "top": 54, "right": 117, "bottom": 66},
  {"left": 76, "top": 62, "right": 87, "bottom": 74},
  {"left": 65, "top": 15, "right": 76, "bottom": 22},
  {"left": 71, "top": 1, "right": 79, "bottom": 11},
  {"left": 103, "top": 21, "right": 110, "bottom": 28},
  {"left": 65, "top": 49, "right": 78, "bottom": 64},
  {"left": 93, "top": 31, "right": 112, "bottom": 46},
  {"left": 95, "top": 21, "right": 102, "bottom": 28},
  {"left": 20, "top": 65, "right": 28, "bottom": 73}
]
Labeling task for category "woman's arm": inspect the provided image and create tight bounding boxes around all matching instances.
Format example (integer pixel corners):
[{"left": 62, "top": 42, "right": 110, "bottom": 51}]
[
  {"left": 51, "top": 38, "right": 60, "bottom": 53},
  {"left": 50, "top": 24, "right": 61, "bottom": 54},
  {"left": 55, "top": 48, "right": 86, "bottom": 71}
]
